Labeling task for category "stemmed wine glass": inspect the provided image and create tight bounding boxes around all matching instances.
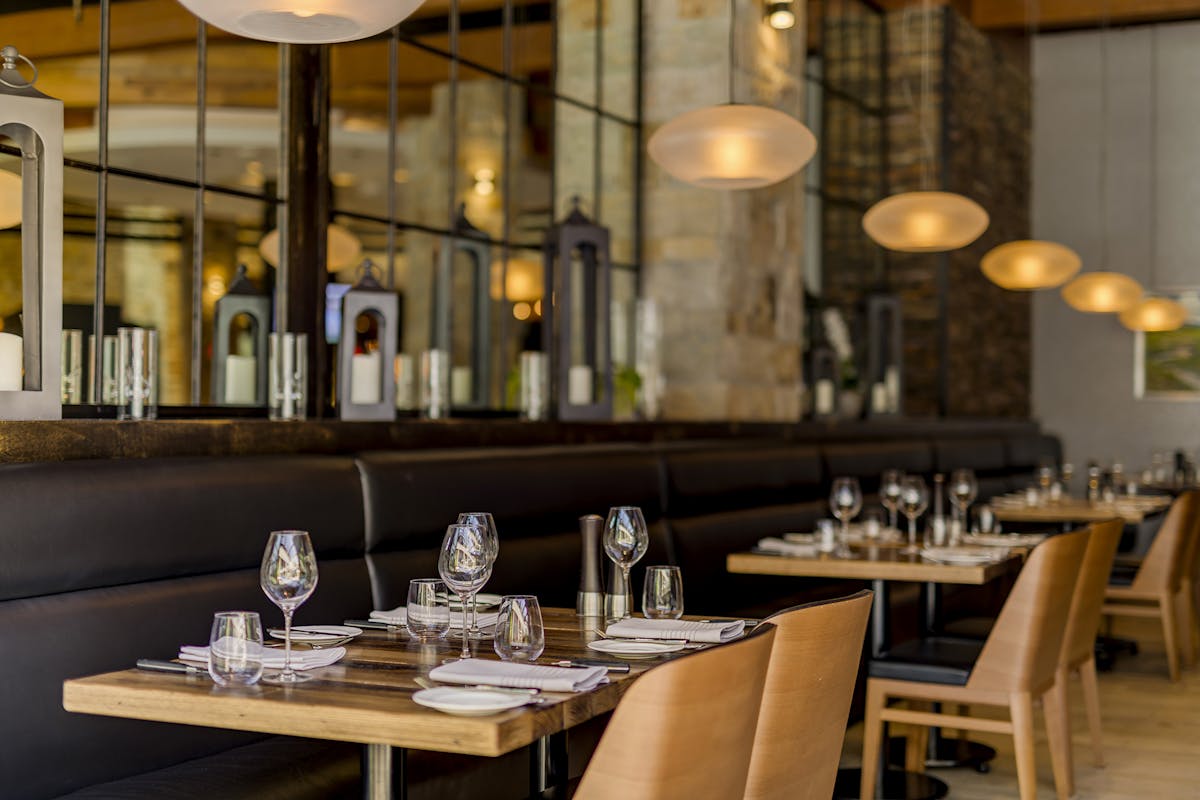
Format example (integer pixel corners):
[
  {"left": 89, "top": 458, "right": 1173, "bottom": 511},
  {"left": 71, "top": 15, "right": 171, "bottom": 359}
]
[
  {"left": 880, "top": 469, "right": 906, "bottom": 531},
  {"left": 438, "top": 523, "right": 491, "bottom": 661},
  {"left": 949, "top": 469, "right": 978, "bottom": 525},
  {"left": 829, "top": 477, "right": 863, "bottom": 541},
  {"left": 456, "top": 512, "right": 499, "bottom": 640},
  {"left": 603, "top": 507, "right": 649, "bottom": 621},
  {"left": 260, "top": 530, "right": 319, "bottom": 684},
  {"left": 899, "top": 477, "right": 929, "bottom": 554}
]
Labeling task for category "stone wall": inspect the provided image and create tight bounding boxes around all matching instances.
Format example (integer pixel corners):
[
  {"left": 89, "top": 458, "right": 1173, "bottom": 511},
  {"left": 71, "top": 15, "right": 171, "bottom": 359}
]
[{"left": 641, "top": 0, "right": 807, "bottom": 421}]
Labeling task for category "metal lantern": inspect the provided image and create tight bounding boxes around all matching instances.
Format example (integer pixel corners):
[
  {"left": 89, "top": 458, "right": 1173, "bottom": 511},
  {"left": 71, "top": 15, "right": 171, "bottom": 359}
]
[
  {"left": 542, "top": 198, "right": 612, "bottom": 421},
  {"left": 211, "top": 264, "right": 269, "bottom": 406},
  {"left": 337, "top": 260, "right": 398, "bottom": 420},
  {"left": 864, "top": 293, "right": 903, "bottom": 417},
  {"left": 432, "top": 204, "right": 491, "bottom": 409},
  {"left": 0, "top": 45, "right": 62, "bottom": 419}
]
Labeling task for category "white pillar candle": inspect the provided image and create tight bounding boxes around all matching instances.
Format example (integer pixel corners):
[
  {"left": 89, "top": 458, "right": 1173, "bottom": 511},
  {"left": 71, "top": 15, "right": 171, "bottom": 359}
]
[
  {"left": 814, "top": 378, "right": 835, "bottom": 416},
  {"left": 349, "top": 352, "right": 382, "bottom": 405},
  {"left": 610, "top": 301, "right": 630, "bottom": 367},
  {"left": 870, "top": 382, "right": 888, "bottom": 414},
  {"left": 885, "top": 365, "right": 901, "bottom": 413},
  {"left": 0, "top": 332, "right": 22, "bottom": 391},
  {"left": 451, "top": 366, "right": 473, "bottom": 406},
  {"left": 394, "top": 354, "right": 415, "bottom": 410},
  {"left": 224, "top": 354, "right": 257, "bottom": 405},
  {"left": 568, "top": 365, "right": 593, "bottom": 405}
]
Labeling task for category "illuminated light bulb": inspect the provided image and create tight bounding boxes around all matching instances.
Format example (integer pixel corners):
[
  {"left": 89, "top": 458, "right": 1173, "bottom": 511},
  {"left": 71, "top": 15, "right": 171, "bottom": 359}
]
[
  {"left": 980, "top": 240, "right": 1082, "bottom": 290},
  {"left": 513, "top": 302, "right": 532, "bottom": 321},
  {"left": 863, "top": 191, "right": 989, "bottom": 252},
  {"left": 1061, "top": 272, "right": 1143, "bottom": 313}
]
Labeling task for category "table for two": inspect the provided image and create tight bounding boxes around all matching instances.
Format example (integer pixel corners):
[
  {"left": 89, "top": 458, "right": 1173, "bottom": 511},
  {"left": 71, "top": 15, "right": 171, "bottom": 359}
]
[{"left": 63, "top": 608, "right": 665, "bottom": 800}]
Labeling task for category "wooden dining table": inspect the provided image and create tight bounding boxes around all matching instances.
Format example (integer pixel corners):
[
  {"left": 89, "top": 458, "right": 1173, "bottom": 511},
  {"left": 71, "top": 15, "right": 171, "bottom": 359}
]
[
  {"left": 729, "top": 544, "right": 1023, "bottom": 800},
  {"left": 62, "top": 608, "right": 698, "bottom": 800},
  {"left": 988, "top": 494, "right": 1170, "bottom": 525}
]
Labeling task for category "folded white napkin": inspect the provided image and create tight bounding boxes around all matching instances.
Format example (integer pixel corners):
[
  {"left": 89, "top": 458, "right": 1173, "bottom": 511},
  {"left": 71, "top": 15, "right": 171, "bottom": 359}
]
[
  {"left": 369, "top": 607, "right": 500, "bottom": 630},
  {"left": 429, "top": 659, "right": 607, "bottom": 693},
  {"left": 757, "top": 537, "right": 817, "bottom": 558},
  {"left": 178, "top": 644, "right": 346, "bottom": 671},
  {"left": 605, "top": 617, "right": 745, "bottom": 643}
]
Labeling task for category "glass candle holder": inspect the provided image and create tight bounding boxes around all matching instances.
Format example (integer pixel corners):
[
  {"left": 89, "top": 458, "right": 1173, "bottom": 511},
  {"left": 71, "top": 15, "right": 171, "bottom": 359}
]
[
  {"left": 60, "top": 329, "right": 82, "bottom": 404},
  {"left": 519, "top": 351, "right": 548, "bottom": 421},
  {"left": 268, "top": 333, "right": 307, "bottom": 421},
  {"left": 421, "top": 348, "right": 450, "bottom": 420},
  {"left": 117, "top": 327, "right": 157, "bottom": 421}
]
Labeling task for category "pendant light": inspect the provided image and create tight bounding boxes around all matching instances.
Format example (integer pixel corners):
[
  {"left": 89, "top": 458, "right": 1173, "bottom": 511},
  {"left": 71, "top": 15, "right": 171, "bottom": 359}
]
[
  {"left": 259, "top": 223, "right": 362, "bottom": 273},
  {"left": 176, "top": 0, "right": 425, "bottom": 44},
  {"left": 862, "top": 0, "right": 988, "bottom": 252},
  {"left": 1061, "top": 8, "right": 1143, "bottom": 313},
  {"left": 647, "top": 0, "right": 817, "bottom": 190},
  {"left": 1120, "top": 26, "right": 1186, "bottom": 332},
  {"left": 980, "top": 0, "right": 1081, "bottom": 289}
]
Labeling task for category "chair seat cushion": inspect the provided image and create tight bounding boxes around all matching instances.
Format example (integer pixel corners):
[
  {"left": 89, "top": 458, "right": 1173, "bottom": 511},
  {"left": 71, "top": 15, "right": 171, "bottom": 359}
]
[{"left": 868, "top": 636, "right": 983, "bottom": 686}]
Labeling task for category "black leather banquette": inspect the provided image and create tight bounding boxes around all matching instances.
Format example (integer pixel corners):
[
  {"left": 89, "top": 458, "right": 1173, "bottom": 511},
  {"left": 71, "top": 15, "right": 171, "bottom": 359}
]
[{"left": 0, "top": 430, "right": 1058, "bottom": 799}]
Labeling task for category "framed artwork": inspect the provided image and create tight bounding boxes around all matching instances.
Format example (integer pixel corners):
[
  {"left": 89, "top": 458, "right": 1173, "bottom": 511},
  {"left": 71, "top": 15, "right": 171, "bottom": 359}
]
[{"left": 1135, "top": 296, "right": 1200, "bottom": 399}]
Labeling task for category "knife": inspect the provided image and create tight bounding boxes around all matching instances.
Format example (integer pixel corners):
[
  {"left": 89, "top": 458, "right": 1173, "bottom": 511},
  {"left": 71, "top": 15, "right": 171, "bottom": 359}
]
[
  {"left": 136, "top": 659, "right": 206, "bottom": 677},
  {"left": 344, "top": 619, "right": 399, "bottom": 630},
  {"left": 551, "top": 658, "right": 631, "bottom": 673}
]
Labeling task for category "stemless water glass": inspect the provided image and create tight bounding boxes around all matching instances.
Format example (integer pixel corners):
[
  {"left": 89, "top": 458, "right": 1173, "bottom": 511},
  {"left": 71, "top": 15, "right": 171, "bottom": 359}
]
[
  {"left": 260, "top": 530, "right": 319, "bottom": 684},
  {"left": 899, "top": 477, "right": 929, "bottom": 554},
  {"left": 407, "top": 579, "right": 450, "bottom": 642},
  {"left": 642, "top": 565, "right": 684, "bottom": 619},
  {"left": 603, "top": 507, "right": 649, "bottom": 621},
  {"left": 493, "top": 595, "right": 545, "bottom": 662},
  {"left": 438, "top": 523, "right": 491, "bottom": 661},
  {"left": 829, "top": 477, "right": 863, "bottom": 539},
  {"left": 880, "top": 469, "right": 906, "bottom": 531},
  {"left": 457, "top": 512, "right": 500, "bottom": 640},
  {"left": 949, "top": 469, "right": 978, "bottom": 524},
  {"left": 208, "top": 611, "right": 264, "bottom": 687}
]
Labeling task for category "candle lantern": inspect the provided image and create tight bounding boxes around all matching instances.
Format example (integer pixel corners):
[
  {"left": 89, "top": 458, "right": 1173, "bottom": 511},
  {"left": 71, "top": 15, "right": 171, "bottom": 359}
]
[
  {"left": 337, "top": 260, "right": 398, "bottom": 420},
  {"left": 432, "top": 204, "right": 491, "bottom": 409},
  {"left": 0, "top": 45, "right": 62, "bottom": 419},
  {"left": 542, "top": 198, "right": 612, "bottom": 421},
  {"left": 864, "top": 293, "right": 903, "bottom": 417},
  {"left": 211, "top": 264, "right": 269, "bottom": 406}
]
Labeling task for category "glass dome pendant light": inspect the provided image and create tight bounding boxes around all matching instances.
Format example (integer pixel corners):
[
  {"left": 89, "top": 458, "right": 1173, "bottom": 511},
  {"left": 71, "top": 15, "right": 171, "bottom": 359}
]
[
  {"left": 176, "top": 0, "right": 426, "bottom": 44},
  {"left": 1061, "top": 13, "right": 1144, "bottom": 314},
  {"left": 862, "top": 0, "right": 988, "bottom": 252},
  {"left": 1119, "top": 27, "right": 1186, "bottom": 332},
  {"left": 646, "top": 0, "right": 817, "bottom": 190},
  {"left": 980, "top": 0, "right": 1081, "bottom": 289}
]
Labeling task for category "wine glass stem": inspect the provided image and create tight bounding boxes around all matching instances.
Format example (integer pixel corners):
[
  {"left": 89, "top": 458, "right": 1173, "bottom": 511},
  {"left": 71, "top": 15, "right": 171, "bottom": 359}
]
[
  {"left": 621, "top": 566, "right": 632, "bottom": 619},
  {"left": 282, "top": 609, "right": 294, "bottom": 680},
  {"left": 889, "top": 508, "right": 897, "bottom": 530},
  {"left": 470, "top": 593, "right": 479, "bottom": 635},
  {"left": 908, "top": 517, "right": 917, "bottom": 548},
  {"left": 459, "top": 593, "right": 471, "bottom": 659}
]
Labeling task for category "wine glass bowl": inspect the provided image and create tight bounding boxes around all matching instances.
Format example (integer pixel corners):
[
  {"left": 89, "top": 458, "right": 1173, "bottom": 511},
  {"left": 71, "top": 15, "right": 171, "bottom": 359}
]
[
  {"left": 899, "top": 477, "right": 929, "bottom": 554},
  {"left": 438, "top": 523, "right": 491, "bottom": 661},
  {"left": 879, "top": 469, "right": 906, "bottom": 531},
  {"left": 603, "top": 507, "right": 649, "bottom": 621},
  {"left": 456, "top": 512, "right": 499, "bottom": 640},
  {"left": 260, "top": 530, "right": 319, "bottom": 684},
  {"left": 949, "top": 469, "right": 978, "bottom": 523},
  {"left": 829, "top": 477, "right": 863, "bottom": 538}
]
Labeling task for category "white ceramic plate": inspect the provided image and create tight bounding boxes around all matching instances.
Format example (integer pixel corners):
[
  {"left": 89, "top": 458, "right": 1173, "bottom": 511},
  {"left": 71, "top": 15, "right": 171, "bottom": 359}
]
[
  {"left": 268, "top": 624, "right": 362, "bottom": 643},
  {"left": 448, "top": 593, "right": 504, "bottom": 610},
  {"left": 920, "top": 547, "right": 1004, "bottom": 565},
  {"left": 587, "top": 639, "right": 686, "bottom": 657},
  {"left": 412, "top": 687, "right": 532, "bottom": 716}
]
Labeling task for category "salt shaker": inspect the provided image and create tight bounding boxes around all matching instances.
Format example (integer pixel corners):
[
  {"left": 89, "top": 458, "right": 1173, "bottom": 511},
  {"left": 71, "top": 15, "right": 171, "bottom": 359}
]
[{"left": 577, "top": 514, "right": 604, "bottom": 617}]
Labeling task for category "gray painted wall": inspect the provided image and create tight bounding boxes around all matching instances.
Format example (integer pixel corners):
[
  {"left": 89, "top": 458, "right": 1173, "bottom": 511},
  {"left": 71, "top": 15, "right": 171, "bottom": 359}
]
[{"left": 1033, "top": 25, "right": 1200, "bottom": 470}]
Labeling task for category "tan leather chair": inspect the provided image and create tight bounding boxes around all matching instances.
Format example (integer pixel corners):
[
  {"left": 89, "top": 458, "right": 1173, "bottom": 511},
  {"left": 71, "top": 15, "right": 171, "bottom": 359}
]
[
  {"left": 1103, "top": 490, "right": 1199, "bottom": 681},
  {"left": 861, "top": 530, "right": 1089, "bottom": 800},
  {"left": 1175, "top": 500, "right": 1200, "bottom": 667},
  {"left": 744, "top": 591, "right": 873, "bottom": 800},
  {"left": 568, "top": 622, "right": 777, "bottom": 800}
]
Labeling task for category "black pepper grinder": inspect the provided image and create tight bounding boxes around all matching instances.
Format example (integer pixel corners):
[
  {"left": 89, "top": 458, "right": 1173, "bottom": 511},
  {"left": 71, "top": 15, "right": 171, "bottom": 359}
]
[{"left": 577, "top": 515, "right": 605, "bottom": 616}]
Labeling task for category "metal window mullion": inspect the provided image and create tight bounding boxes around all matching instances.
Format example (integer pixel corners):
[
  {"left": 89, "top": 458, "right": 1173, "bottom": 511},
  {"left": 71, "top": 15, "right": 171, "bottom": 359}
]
[
  {"left": 275, "top": 45, "right": 290, "bottom": 334},
  {"left": 90, "top": 0, "right": 112, "bottom": 405},
  {"left": 592, "top": 0, "right": 603, "bottom": 217},
  {"left": 385, "top": 28, "right": 399, "bottom": 290},
  {"left": 499, "top": 0, "right": 514, "bottom": 406},
  {"left": 190, "top": 22, "right": 207, "bottom": 406}
]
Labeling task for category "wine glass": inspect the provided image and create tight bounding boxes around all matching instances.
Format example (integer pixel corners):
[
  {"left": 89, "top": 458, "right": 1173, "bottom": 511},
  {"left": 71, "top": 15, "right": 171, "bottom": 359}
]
[
  {"left": 1060, "top": 462, "right": 1075, "bottom": 495},
  {"left": 829, "top": 477, "right": 863, "bottom": 540},
  {"left": 438, "top": 523, "right": 491, "bottom": 661},
  {"left": 260, "top": 530, "right": 319, "bottom": 684},
  {"left": 208, "top": 611, "right": 264, "bottom": 687},
  {"left": 949, "top": 469, "right": 977, "bottom": 524},
  {"left": 880, "top": 469, "right": 906, "bottom": 531},
  {"left": 603, "top": 507, "right": 649, "bottom": 621},
  {"left": 899, "top": 477, "right": 929, "bottom": 554},
  {"left": 493, "top": 595, "right": 544, "bottom": 662},
  {"left": 456, "top": 512, "right": 499, "bottom": 640}
]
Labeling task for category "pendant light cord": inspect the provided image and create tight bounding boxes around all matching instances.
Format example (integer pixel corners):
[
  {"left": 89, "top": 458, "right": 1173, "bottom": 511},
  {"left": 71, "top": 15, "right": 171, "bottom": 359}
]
[
  {"left": 1149, "top": 24, "right": 1159, "bottom": 290},
  {"left": 920, "top": 0, "right": 932, "bottom": 190},
  {"left": 728, "top": 0, "right": 736, "bottom": 104},
  {"left": 1098, "top": 0, "right": 1110, "bottom": 272}
]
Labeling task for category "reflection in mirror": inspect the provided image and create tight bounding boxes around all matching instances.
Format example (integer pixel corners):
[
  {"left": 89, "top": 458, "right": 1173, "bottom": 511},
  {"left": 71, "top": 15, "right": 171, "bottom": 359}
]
[{"left": 0, "top": 142, "right": 25, "bottom": 391}]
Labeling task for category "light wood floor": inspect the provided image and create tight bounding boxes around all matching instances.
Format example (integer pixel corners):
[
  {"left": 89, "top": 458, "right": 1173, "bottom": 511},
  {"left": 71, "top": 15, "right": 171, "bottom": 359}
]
[{"left": 841, "top": 617, "right": 1200, "bottom": 799}]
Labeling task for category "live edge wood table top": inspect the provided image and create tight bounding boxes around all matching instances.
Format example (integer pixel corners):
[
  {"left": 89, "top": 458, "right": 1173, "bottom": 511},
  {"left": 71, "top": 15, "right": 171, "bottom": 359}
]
[
  {"left": 727, "top": 547, "right": 1019, "bottom": 585},
  {"left": 62, "top": 608, "right": 657, "bottom": 758},
  {"left": 989, "top": 495, "right": 1170, "bottom": 525}
]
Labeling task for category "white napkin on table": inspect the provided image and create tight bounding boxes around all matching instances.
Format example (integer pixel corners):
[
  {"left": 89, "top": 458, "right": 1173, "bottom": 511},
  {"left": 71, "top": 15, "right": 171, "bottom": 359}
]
[
  {"left": 429, "top": 659, "right": 607, "bottom": 693},
  {"left": 369, "top": 607, "right": 500, "bottom": 630},
  {"left": 756, "top": 537, "right": 818, "bottom": 558},
  {"left": 178, "top": 644, "right": 346, "bottom": 671},
  {"left": 605, "top": 617, "right": 745, "bottom": 643}
]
